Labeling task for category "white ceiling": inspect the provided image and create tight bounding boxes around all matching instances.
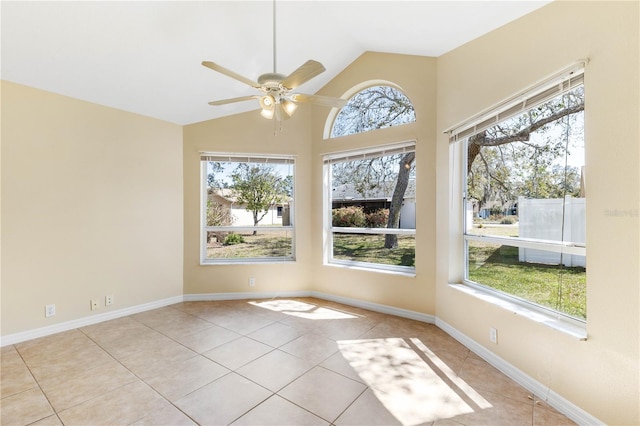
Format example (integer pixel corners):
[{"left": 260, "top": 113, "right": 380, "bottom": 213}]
[{"left": 1, "top": 1, "right": 551, "bottom": 125}]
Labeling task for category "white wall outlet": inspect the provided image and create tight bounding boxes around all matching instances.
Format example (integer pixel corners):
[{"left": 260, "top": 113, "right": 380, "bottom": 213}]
[
  {"left": 489, "top": 327, "right": 498, "bottom": 344},
  {"left": 45, "top": 304, "right": 56, "bottom": 317},
  {"left": 90, "top": 299, "right": 99, "bottom": 311},
  {"left": 105, "top": 295, "right": 114, "bottom": 306},
  {"left": 249, "top": 277, "right": 255, "bottom": 287}
]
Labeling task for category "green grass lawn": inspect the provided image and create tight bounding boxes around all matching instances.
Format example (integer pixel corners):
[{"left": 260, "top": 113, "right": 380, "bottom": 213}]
[
  {"left": 332, "top": 233, "right": 415, "bottom": 267},
  {"left": 468, "top": 243, "right": 586, "bottom": 320},
  {"left": 206, "top": 231, "right": 292, "bottom": 259}
]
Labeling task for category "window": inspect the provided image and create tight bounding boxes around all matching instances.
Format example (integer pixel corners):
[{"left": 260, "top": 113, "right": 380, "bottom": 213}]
[
  {"left": 201, "top": 153, "right": 295, "bottom": 263},
  {"left": 324, "top": 142, "right": 416, "bottom": 273},
  {"left": 330, "top": 85, "right": 416, "bottom": 138},
  {"left": 454, "top": 65, "right": 586, "bottom": 321}
]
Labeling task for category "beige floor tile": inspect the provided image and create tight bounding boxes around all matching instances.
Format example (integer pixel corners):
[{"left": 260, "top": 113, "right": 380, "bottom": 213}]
[
  {"left": 237, "top": 349, "right": 314, "bottom": 392},
  {"left": 278, "top": 366, "right": 367, "bottom": 423},
  {"left": 232, "top": 394, "right": 329, "bottom": 426},
  {"left": 80, "top": 316, "right": 150, "bottom": 342},
  {"left": 144, "top": 355, "right": 230, "bottom": 401},
  {"left": 39, "top": 361, "right": 138, "bottom": 411},
  {"left": 30, "top": 414, "right": 64, "bottom": 425},
  {"left": 95, "top": 327, "right": 176, "bottom": 360},
  {"left": 0, "top": 346, "right": 38, "bottom": 398},
  {"left": 334, "top": 388, "right": 403, "bottom": 426},
  {"left": 319, "top": 351, "right": 366, "bottom": 384},
  {"left": 208, "top": 311, "right": 275, "bottom": 335},
  {"left": 445, "top": 389, "right": 533, "bottom": 425},
  {"left": 313, "top": 317, "right": 377, "bottom": 341},
  {"left": 132, "top": 307, "right": 213, "bottom": 338},
  {"left": 173, "top": 323, "right": 241, "bottom": 353},
  {"left": 247, "top": 321, "right": 307, "bottom": 347},
  {"left": 279, "top": 332, "right": 339, "bottom": 364},
  {"left": 459, "top": 357, "right": 531, "bottom": 404},
  {"left": 417, "top": 326, "right": 471, "bottom": 359},
  {"left": 14, "top": 330, "right": 89, "bottom": 362},
  {"left": 0, "top": 387, "right": 55, "bottom": 425},
  {"left": 118, "top": 340, "right": 197, "bottom": 380},
  {"left": 533, "top": 399, "right": 577, "bottom": 425},
  {"left": 57, "top": 381, "right": 169, "bottom": 426},
  {"left": 202, "top": 336, "right": 273, "bottom": 370},
  {"left": 174, "top": 372, "right": 272, "bottom": 425},
  {"left": 26, "top": 345, "right": 115, "bottom": 386},
  {"left": 131, "top": 403, "right": 198, "bottom": 425}
]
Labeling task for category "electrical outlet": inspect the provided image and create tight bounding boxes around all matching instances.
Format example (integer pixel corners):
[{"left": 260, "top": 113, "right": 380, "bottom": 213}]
[
  {"left": 489, "top": 327, "right": 498, "bottom": 344},
  {"left": 90, "top": 299, "right": 99, "bottom": 311},
  {"left": 105, "top": 295, "right": 114, "bottom": 306},
  {"left": 249, "top": 277, "right": 255, "bottom": 287},
  {"left": 45, "top": 304, "right": 56, "bottom": 317}
]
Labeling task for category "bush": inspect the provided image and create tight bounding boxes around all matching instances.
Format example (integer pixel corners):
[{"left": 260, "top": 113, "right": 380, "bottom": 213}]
[
  {"left": 332, "top": 206, "right": 366, "bottom": 227},
  {"left": 365, "top": 208, "right": 389, "bottom": 228},
  {"left": 500, "top": 216, "right": 516, "bottom": 224},
  {"left": 223, "top": 233, "right": 244, "bottom": 245}
]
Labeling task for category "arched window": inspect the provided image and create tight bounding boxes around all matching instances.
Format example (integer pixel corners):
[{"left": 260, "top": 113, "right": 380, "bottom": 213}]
[{"left": 330, "top": 85, "right": 416, "bottom": 138}]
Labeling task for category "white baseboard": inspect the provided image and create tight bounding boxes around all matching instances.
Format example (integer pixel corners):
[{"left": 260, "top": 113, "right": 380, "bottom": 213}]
[
  {"left": 0, "top": 291, "right": 601, "bottom": 425},
  {"left": 183, "top": 290, "right": 311, "bottom": 302},
  {"left": 0, "top": 296, "right": 184, "bottom": 347},
  {"left": 309, "top": 291, "right": 436, "bottom": 324},
  {"left": 436, "top": 318, "right": 603, "bottom": 426}
]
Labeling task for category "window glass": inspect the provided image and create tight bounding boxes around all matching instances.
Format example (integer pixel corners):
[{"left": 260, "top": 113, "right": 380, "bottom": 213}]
[
  {"left": 330, "top": 85, "right": 416, "bottom": 138},
  {"left": 463, "top": 84, "right": 586, "bottom": 320},
  {"left": 325, "top": 143, "right": 416, "bottom": 273},
  {"left": 201, "top": 155, "right": 294, "bottom": 263}
]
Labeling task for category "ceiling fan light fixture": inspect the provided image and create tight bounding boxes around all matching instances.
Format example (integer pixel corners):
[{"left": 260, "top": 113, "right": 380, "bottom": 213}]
[
  {"left": 260, "top": 107, "right": 275, "bottom": 119},
  {"left": 281, "top": 99, "right": 298, "bottom": 117},
  {"left": 259, "top": 95, "right": 275, "bottom": 110}
]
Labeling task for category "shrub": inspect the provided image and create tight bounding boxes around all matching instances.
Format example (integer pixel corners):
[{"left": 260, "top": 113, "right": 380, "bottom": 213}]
[
  {"left": 332, "top": 206, "right": 366, "bottom": 227},
  {"left": 365, "top": 208, "right": 389, "bottom": 228},
  {"left": 223, "top": 233, "right": 244, "bottom": 245},
  {"left": 500, "top": 216, "right": 516, "bottom": 224}
]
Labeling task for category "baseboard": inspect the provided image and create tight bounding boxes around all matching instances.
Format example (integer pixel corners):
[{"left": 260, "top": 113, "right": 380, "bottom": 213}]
[
  {"left": 183, "top": 290, "right": 312, "bottom": 302},
  {"left": 0, "top": 295, "right": 184, "bottom": 347},
  {"left": 310, "top": 291, "right": 436, "bottom": 324},
  {"left": 436, "top": 318, "right": 604, "bottom": 426}
]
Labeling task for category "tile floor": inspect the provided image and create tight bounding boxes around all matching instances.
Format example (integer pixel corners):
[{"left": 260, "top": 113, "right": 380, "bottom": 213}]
[{"left": 1, "top": 297, "right": 576, "bottom": 425}]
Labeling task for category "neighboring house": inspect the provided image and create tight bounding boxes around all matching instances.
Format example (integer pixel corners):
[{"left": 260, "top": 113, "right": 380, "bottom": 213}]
[
  {"left": 208, "top": 188, "right": 289, "bottom": 227},
  {"left": 332, "top": 180, "right": 416, "bottom": 229}
]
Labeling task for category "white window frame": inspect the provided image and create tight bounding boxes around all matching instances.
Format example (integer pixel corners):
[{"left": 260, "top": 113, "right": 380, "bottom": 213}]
[
  {"left": 323, "top": 141, "right": 416, "bottom": 275},
  {"left": 200, "top": 152, "right": 296, "bottom": 265},
  {"left": 448, "top": 61, "right": 588, "bottom": 326}
]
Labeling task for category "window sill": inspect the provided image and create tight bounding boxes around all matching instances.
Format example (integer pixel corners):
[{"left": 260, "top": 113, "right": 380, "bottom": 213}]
[
  {"left": 327, "top": 260, "right": 416, "bottom": 277},
  {"left": 449, "top": 283, "right": 587, "bottom": 340},
  {"left": 200, "top": 259, "right": 296, "bottom": 266}
]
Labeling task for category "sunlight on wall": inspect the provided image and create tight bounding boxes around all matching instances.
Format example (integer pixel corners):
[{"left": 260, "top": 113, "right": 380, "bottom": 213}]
[{"left": 337, "top": 337, "right": 491, "bottom": 425}]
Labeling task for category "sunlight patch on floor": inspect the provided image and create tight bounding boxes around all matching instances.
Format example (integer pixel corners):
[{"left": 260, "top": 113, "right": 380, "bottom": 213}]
[
  {"left": 249, "top": 299, "right": 359, "bottom": 320},
  {"left": 338, "top": 338, "right": 491, "bottom": 425}
]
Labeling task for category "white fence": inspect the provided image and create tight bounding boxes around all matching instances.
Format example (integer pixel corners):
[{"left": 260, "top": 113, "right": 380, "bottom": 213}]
[{"left": 518, "top": 196, "right": 586, "bottom": 267}]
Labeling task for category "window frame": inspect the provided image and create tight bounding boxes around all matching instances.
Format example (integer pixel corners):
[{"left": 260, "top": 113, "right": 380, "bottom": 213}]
[
  {"left": 453, "top": 63, "right": 587, "bottom": 325},
  {"left": 200, "top": 152, "right": 296, "bottom": 265},
  {"left": 323, "top": 141, "right": 417, "bottom": 275}
]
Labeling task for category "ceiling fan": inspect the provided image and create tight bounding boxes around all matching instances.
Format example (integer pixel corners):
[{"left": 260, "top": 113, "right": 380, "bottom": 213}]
[{"left": 202, "top": 1, "right": 346, "bottom": 121}]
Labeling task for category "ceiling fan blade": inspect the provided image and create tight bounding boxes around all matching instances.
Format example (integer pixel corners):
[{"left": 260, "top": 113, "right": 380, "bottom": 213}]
[
  {"left": 208, "top": 95, "right": 260, "bottom": 106},
  {"left": 291, "top": 93, "right": 347, "bottom": 108},
  {"left": 202, "top": 61, "right": 261, "bottom": 89},
  {"left": 282, "top": 60, "right": 326, "bottom": 89}
]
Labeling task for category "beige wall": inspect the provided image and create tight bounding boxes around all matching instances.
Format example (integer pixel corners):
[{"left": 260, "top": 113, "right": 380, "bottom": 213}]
[
  {"left": 1, "top": 81, "right": 184, "bottom": 335},
  {"left": 310, "top": 52, "right": 438, "bottom": 315},
  {"left": 183, "top": 108, "right": 316, "bottom": 294},
  {"left": 436, "top": 2, "right": 639, "bottom": 424}
]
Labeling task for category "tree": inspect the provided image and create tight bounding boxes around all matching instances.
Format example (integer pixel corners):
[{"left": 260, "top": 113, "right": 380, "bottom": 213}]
[
  {"left": 384, "top": 152, "right": 415, "bottom": 248},
  {"left": 466, "top": 87, "right": 584, "bottom": 212},
  {"left": 230, "top": 164, "right": 289, "bottom": 235}
]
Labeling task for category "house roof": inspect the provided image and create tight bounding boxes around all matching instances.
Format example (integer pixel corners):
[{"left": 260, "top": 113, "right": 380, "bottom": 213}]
[
  {"left": 1, "top": 1, "right": 551, "bottom": 125},
  {"left": 333, "top": 180, "right": 416, "bottom": 202}
]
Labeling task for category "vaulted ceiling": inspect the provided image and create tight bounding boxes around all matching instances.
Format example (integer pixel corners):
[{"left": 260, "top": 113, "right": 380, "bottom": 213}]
[{"left": 1, "top": 1, "right": 551, "bottom": 125}]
